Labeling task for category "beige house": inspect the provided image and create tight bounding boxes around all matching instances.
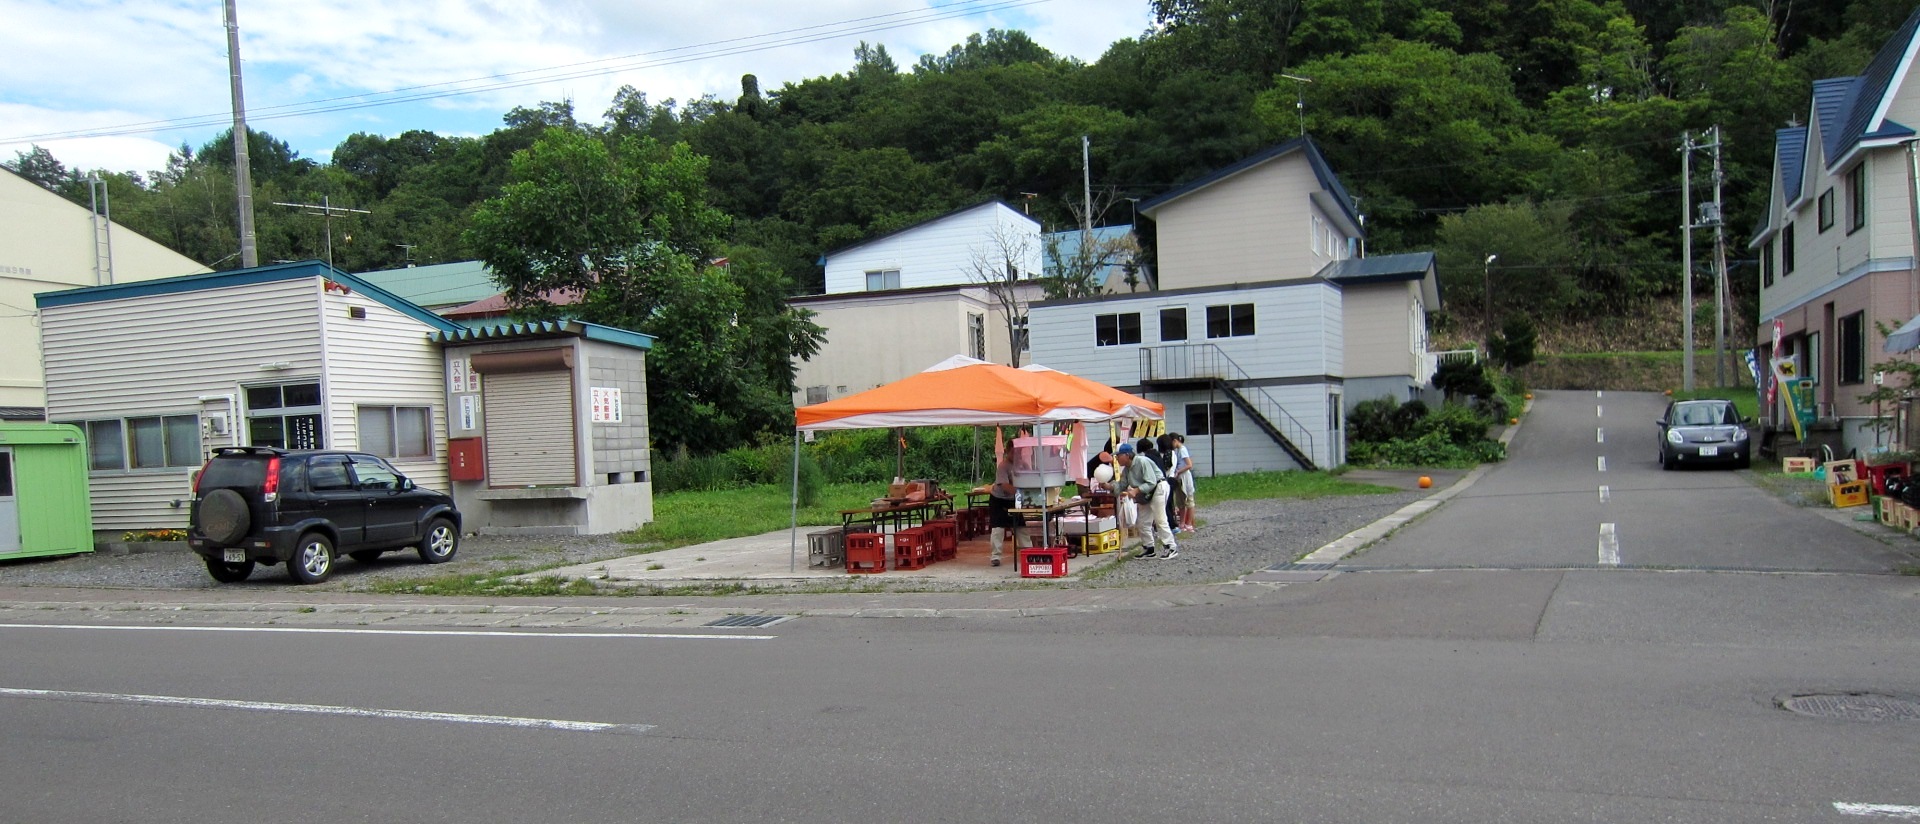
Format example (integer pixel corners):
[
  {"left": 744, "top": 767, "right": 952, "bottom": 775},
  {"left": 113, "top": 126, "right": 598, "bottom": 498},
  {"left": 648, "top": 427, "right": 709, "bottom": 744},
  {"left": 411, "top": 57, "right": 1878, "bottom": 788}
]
[
  {"left": 1751, "top": 6, "right": 1920, "bottom": 454},
  {"left": 0, "top": 167, "right": 209, "bottom": 417}
]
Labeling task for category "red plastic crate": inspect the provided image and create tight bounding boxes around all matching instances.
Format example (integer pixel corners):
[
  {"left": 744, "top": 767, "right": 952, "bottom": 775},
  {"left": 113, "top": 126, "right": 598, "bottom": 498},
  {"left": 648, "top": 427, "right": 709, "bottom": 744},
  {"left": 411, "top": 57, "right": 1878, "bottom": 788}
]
[
  {"left": 844, "top": 532, "right": 886, "bottom": 574},
  {"left": 927, "top": 518, "right": 959, "bottom": 561},
  {"left": 1864, "top": 461, "right": 1909, "bottom": 496},
  {"left": 956, "top": 507, "right": 989, "bottom": 539},
  {"left": 1018, "top": 547, "right": 1069, "bottom": 578},
  {"left": 894, "top": 527, "right": 931, "bottom": 570}
]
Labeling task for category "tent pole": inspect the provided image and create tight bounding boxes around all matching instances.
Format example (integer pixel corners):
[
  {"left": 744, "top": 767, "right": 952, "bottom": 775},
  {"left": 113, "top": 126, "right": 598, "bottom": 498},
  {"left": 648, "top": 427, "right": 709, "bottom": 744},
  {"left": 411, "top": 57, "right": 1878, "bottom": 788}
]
[{"left": 789, "top": 428, "right": 801, "bottom": 573}]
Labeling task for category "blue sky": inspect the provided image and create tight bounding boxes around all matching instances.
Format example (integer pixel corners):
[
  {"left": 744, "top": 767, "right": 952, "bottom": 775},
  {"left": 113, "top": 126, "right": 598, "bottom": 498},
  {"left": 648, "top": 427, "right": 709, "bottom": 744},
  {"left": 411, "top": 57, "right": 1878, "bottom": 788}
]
[{"left": 0, "top": 0, "right": 1152, "bottom": 178}]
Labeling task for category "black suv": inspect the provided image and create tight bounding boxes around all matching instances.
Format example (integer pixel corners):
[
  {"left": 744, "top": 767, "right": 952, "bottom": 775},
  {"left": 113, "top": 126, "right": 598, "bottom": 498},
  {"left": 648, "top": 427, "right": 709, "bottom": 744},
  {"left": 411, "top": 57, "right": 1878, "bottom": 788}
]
[{"left": 188, "top": 447, "right": 462, "bottom": 584}]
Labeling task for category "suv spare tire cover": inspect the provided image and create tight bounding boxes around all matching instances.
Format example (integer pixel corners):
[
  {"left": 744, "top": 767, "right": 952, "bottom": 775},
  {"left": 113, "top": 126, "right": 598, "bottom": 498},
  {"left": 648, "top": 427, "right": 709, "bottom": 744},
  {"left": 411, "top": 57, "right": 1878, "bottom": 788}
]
[{"left": 198, "top": 488, "right": 251, "bottom": 544}]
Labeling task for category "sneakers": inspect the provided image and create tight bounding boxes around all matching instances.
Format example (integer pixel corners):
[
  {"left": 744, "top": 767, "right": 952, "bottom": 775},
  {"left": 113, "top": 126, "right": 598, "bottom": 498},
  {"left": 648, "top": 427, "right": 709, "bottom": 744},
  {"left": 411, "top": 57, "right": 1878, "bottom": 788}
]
[
  {"left": 990, "top": 558, "right": 1001, "bottom": 567},
  {"left": 1134, "top": 547, "right": 1157, "bottom": 559},
  {"left": 1161, "top": 546, "right": 1181, "bottom": 559}
]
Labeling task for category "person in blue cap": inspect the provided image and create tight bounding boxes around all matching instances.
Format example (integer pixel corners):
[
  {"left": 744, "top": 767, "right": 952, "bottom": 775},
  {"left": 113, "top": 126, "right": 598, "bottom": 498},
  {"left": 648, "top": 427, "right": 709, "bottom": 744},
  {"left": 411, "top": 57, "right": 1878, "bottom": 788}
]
[{"left": 1112, "top": 442, "right": 1178, "bottom": 559}]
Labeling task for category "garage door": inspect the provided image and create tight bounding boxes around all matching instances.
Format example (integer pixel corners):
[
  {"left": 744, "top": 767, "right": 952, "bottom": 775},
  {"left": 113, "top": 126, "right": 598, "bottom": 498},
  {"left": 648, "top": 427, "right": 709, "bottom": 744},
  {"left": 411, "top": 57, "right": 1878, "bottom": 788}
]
[{"left": 482, "top": 370, "right": 576, "bottom": 487}]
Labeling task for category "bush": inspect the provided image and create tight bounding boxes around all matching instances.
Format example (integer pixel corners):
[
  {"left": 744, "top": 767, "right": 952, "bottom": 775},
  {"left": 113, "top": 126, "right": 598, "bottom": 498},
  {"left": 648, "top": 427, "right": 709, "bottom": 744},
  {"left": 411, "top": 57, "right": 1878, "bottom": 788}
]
[{"left": 1412, "top": 403, "right": 1492, "bottom": 446}]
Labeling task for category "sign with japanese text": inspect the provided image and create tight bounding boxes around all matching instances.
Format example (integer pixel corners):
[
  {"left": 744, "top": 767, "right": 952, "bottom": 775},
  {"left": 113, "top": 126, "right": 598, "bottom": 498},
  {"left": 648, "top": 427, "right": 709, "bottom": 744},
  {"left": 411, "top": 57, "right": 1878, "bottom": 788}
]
[{"left": 591, "top": 387, "right": 622, "bottom": 423}]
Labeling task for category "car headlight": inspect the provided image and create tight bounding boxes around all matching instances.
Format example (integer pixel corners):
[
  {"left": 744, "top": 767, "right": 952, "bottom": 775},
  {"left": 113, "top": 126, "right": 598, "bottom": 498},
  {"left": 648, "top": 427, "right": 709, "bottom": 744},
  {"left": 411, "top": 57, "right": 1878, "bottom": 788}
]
[
  {"left": 1733, "top": 427, "right": 1748, "bottom": 441},
  {"left": 1666, "top": 430, "right": 1684, "bottom": 444}
]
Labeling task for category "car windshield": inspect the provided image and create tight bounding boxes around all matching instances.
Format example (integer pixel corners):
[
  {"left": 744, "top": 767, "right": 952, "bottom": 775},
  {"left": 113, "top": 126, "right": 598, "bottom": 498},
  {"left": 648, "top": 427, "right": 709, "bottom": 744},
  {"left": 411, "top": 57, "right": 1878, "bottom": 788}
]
[{"left": 1674, "top": 403, "right": 1735, "bottom": 426}]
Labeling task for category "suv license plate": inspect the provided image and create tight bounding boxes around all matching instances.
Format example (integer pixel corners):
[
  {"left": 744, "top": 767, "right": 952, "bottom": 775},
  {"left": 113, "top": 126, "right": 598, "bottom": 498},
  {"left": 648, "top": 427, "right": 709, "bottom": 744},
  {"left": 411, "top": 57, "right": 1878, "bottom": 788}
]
[
  {"left": 223, "top": 549, "right": 247, "bottom": 564},
  {"left": 1699, "top": 446, "right": 1719, "bottom": 456}
]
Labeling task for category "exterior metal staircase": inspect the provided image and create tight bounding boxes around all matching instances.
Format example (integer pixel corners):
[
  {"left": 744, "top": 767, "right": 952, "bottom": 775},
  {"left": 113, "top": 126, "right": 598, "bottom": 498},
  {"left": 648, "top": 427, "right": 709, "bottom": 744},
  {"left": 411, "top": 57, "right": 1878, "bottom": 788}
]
[{"left": 1136, "top": 344, "right": 1318, "bottom": 471}]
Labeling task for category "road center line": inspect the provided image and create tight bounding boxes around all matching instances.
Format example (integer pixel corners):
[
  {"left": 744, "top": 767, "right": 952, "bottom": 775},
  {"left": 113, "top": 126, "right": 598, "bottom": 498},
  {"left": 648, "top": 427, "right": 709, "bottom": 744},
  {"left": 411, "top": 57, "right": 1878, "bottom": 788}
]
[
  {"left": 1596, "top": 390, "right": 1603, "bottom": 399},
  {"left": 1598, "top": 523, "right": 1620, "bottom": 566},
  {"left": 0, "top": 624, "right": 776, "bottom": 640},
  {"left": 1596, "top": 427, "right": 1605, "bottom": 444},
  {"left": 1597, "top": 405, "right": 1604, "bottom": 418},
  {"left": 1599, "top": 485, "right": 1610, "bottom": 503},
  {"left": 1597, "top": 456, "right": 1607, "bottom": 472},
  {"left": 0, "top": 687, "right": 650, "bottom": 734},
  {"left": 1834, "top": 802, "right": 1920, "bottom": 819}
]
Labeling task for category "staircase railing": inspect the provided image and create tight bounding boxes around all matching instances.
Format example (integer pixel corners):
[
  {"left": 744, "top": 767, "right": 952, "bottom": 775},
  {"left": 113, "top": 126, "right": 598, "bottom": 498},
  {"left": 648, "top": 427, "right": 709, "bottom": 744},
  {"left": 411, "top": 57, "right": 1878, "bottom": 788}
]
[{"left": 1138, "top": 344, "right": 1317, "bottom": 469}]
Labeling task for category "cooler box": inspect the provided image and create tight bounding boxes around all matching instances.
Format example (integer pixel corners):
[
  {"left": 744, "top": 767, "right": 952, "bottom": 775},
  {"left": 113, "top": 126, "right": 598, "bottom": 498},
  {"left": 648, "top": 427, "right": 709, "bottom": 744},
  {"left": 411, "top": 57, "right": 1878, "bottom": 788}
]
[
  {"left": 1060, "top": 515, "right": 1118, "bottom": 536},
  {"left": 1019, "top": 547, "right": 1069, "bottom": 578}
]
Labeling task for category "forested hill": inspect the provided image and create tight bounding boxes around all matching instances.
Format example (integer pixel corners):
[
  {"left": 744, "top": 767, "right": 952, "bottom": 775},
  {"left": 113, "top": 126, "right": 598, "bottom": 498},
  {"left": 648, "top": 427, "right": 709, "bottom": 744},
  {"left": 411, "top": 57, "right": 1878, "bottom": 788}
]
[{"left": 10, "top": 0, "right": 1913, "bottom": 331}]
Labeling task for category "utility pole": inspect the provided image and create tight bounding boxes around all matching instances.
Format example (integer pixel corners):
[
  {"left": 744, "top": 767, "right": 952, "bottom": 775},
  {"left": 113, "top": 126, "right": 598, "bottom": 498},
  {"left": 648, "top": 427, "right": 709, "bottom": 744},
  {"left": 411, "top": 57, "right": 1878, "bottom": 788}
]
[
  {"left": 1680, "top": 131, "right": 1696, "bottom": 391},
  {"left": 1708, "top": 125, "right": 1730, "bottom": 388},
  {"left": 273, "top": 196, "right": 369, "bottom": 271},
  {"left": 224, "top": 0, "right": 258, "bottom": 269}
]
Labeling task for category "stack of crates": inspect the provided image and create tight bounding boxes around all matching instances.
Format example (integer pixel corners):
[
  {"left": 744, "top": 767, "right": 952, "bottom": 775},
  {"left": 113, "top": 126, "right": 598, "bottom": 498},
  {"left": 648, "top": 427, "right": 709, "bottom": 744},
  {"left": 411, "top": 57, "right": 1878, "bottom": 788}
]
[
  {"left": 894, "top": 527, "right": 932, "bottom": 570},
  {"left": 844, "top": 532, "right": 886, "bottom": 574},
  {"left": 1077, "top": 529, "right": 1122, "bottom": 555}
]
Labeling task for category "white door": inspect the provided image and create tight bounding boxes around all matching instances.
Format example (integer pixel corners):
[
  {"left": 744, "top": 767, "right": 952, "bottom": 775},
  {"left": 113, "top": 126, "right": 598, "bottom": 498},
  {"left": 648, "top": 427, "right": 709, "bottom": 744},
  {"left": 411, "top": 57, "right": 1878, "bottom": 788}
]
[{"left": 0, "top": 448, "right": 19, "bottom": 554}]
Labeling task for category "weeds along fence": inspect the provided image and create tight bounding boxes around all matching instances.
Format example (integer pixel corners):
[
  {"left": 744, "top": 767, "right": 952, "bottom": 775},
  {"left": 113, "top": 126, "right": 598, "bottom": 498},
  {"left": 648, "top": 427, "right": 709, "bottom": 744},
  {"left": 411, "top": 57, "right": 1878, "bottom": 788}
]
[{"left": 653, "top": 426, "right": 1000, "bottom": 494}]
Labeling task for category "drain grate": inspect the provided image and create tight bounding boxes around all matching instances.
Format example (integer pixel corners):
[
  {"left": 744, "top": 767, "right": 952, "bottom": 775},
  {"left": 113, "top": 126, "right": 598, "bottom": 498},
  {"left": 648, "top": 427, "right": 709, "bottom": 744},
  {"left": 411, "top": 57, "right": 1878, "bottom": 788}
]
[
  {"left": 704, "top": 615, "right": 789, "bottom": 628},
  {"left": 1781, "top": 693, "right": 1920, "bottom": 722}
]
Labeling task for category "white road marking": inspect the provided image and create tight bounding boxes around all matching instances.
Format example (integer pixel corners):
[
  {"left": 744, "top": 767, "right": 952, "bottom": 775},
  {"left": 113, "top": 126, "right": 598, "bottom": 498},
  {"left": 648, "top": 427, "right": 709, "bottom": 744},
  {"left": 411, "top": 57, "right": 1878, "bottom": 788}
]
[
  {"left": 1599, "top": 486, "right": 1610, "bottom": 503},
  {"left": 1834, "top": 802, "right": 1920, "bottom": 819},
  {"left": 0, "top": 687, "right": 650, "bottom": 734},
  {"left": 1598, "top": 523, "right": 1620, "bottom": 566},
  {"left": 1596, "top": 391, "right": 1603, "bottom": 398},
  {"left": 1597, "top": 405, "right": 1604, "bottom": 418},
  {"left": 1597, "top": 456, "right": 1607, "bottom": 472},
  {"left": 1596, "top": 428, "right": 1605, "bottom": 444},
  {"left": 0, "top": 624, "right": 776, "bottom": 640}
]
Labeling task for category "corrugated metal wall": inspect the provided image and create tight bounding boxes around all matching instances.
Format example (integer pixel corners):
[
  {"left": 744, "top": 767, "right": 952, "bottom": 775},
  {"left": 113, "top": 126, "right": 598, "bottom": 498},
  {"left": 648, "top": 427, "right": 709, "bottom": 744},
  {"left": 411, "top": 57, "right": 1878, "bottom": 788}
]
[{"left": 482, "top": 370, "right": 576, "bottom": 487}]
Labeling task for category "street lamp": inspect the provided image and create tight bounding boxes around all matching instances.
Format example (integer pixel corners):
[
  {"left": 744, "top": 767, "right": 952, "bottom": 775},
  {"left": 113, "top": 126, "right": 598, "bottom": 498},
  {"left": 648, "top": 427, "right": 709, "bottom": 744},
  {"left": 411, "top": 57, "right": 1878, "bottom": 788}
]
[{"left": 1483, "top": 254, "right": 1497, "bottom": 357}]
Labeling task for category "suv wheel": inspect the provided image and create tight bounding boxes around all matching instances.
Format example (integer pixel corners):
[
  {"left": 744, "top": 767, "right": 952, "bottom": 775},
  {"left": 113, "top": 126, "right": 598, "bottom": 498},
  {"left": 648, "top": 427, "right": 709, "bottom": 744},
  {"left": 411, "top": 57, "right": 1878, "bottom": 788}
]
[
  {"left": 287, "top": 532, "right": 336, "bottom": 584},
  {"left": 417, "top": 518, "right": 459, "bottom": 564},
  {"left": 198, "top": 488, "right": 251, "bottom": 545},
  {"left": 204, "top": 557, "right": 255, "bottom": 583}
]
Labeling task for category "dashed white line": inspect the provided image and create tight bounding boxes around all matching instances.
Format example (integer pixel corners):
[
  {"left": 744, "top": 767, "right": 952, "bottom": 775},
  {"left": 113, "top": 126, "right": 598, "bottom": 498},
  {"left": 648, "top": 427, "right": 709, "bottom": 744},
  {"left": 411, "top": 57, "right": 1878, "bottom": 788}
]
[
  {"left": 1597, "top": 428, "right": 1605, "bottom": 444},
  {"left": 1596, "top": 391, "right": 1604, "bottom": 399},
  {"left": 1599, "top": 485, "right": 1610, "bottom": 503},
  {"left": 1834, "top": 802, "right": 1920, "bottom": 819},
  {"left": 1598, "top": 523, "right": 1620, "bottom": 566},
  {"left": 1597, "top": 405, "right": 1604, "bottom": 418},
  {"left": 0, "top": 687, "right": 650, "bottom": 734},
  {"left": 0, "top": 624, "right": 777, "bottom": 640},
  {"left": 1597, "top": 456, "right": 1607, "bottom": 472}
]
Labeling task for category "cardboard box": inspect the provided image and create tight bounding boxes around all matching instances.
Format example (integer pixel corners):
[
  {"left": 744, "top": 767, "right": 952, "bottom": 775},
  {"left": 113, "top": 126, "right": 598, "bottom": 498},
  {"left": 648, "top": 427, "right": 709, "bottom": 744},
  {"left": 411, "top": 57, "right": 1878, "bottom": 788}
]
[
  {"left": 1829, "top": 480, "right": 1870, "bottom": 508},
  {"left": 1825, "top": 459, "right": 1860, "bottom": 484},
  {"left": 1783, "top": 457, "right": 1817, "bottom": 473}
]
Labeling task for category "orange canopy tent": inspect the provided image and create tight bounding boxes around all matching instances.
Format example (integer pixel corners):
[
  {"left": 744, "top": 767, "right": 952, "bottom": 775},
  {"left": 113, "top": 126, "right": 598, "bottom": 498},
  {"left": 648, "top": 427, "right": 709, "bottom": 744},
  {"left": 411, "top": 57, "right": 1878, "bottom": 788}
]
[{"left": 796, "top": 356, "right": 1163, "bottom": 431}]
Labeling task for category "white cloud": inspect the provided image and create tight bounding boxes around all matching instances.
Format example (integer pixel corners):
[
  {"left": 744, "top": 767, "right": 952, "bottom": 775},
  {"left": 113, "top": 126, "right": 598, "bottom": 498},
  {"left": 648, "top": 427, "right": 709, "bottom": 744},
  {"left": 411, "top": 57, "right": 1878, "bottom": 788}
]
[{"left": 0, "top": 0, "right": 1155, "bottom": 167}]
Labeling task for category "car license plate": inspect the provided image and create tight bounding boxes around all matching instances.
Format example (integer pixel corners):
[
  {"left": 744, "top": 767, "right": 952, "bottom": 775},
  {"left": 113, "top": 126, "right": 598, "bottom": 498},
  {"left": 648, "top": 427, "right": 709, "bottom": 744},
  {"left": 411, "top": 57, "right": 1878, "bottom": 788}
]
[
  {"left": 223, "top": 549, "right": 247, "bottom": 564},
  {"left": 1699, "top": 446, "right": 1719, "bottom": 456}
]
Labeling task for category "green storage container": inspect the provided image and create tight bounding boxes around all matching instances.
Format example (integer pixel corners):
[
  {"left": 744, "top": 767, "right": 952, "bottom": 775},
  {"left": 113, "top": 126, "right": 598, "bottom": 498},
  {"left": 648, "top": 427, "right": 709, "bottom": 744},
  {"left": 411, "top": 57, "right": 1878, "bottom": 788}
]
[{"left": 0, "top": 423, "right": 94, "bottom": 560}]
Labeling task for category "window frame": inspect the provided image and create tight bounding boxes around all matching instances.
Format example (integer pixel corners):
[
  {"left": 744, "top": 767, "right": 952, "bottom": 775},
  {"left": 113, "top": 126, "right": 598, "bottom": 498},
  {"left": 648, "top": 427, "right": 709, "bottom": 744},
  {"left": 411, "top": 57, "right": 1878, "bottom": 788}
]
[
  {"left": 1847, "top": 163, "right": 1867, "bottom": 234},
  {"left": 1818, "top": 188, "right": 1835, "bottom": 232},
  {"left": 60, "top": 414, "right": 201, "bottom": 473},
  {"left": 1184, "top": 402, "right": 1235, "bottom": 436},
  {"left": 1762, "top": 238, "right": 1775, "bottom": 287},
  {"left": 1094, "top": 312, "right": 1142, "bottom": 347},
  {"left": 1159, "top": 307, "right": 1188, "bottom": 342},
  {"left": 1782, "top": 224, "right": 1796, "bottom": 276},
  {"left": 864, "top": 269, "right": 901, "bottom": 291},
  {"left": 245, "top": 382, "right": 325, "bottom": 450},
  {"left": 1838, "top": 311, "right": 1866, "bottom": 385},
  {"left": 356, "top": 404, "right": 432, "bottom": 459},
  {"left": 967, "top": 312, "right": 987, "bottom": 360},
  {"left": 1205, "top": 303, "right": 1256, "bottom": 339}
]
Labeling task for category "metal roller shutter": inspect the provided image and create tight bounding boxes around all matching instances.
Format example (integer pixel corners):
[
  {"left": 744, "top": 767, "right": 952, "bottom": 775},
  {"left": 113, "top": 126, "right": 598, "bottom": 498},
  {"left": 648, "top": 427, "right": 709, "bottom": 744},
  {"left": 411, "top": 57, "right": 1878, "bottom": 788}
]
[{"left": 483, "top": 370, "right": 576, "bottom": 487}]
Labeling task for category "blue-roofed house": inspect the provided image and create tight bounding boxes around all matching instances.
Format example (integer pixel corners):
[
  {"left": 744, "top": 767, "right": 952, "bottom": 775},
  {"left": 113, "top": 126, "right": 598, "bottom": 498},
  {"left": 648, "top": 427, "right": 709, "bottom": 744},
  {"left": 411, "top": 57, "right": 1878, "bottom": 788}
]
[
  {"left": 1750, "top": 6, "right": 1920, "bottom": 453},
  {"left": 1028, "top": 137, "right": 1445, "bottom": 473},
  {"left": 35, "top": 260, "right": 655, "bottom": 539}
]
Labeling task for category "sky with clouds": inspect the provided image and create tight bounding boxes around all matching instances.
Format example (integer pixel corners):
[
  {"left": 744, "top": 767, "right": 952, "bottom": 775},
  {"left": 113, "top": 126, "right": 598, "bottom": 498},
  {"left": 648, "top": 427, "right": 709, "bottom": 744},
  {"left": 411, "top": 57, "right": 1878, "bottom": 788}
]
[{"left": 0, "top": 0, "right": 1154, "bottom": 178}]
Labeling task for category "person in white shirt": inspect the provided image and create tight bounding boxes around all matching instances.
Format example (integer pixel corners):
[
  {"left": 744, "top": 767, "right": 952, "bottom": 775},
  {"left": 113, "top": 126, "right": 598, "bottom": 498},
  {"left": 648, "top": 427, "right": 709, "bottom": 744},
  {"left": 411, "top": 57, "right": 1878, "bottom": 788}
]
[{"left": 1167, "top": 432, "right": 1196, "bottom": 533}]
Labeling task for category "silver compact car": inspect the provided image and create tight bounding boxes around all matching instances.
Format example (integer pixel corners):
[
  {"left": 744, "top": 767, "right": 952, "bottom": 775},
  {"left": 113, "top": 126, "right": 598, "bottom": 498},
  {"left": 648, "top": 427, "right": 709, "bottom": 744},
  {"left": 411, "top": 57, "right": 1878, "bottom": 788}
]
[{"left": 1657, "top": 399, "right": 1751, "bottom": 470}]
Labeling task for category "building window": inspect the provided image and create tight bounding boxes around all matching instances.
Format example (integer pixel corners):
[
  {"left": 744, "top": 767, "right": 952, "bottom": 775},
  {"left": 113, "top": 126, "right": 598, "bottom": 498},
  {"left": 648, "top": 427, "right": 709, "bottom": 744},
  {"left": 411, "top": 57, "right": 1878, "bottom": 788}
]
[
  {"left": 1805, "top": 332, "right": 1821, "bottom": 384},
  {"left": 1762, "top": 239, "right": 1774, "bottom": 287},
  {"left": 357, "top": 405, "right": 431, "bottom": 458},
  {"left": 1014, "top": 314, "right": 1030, "bottom": 353},
  {"left": 1206, "top": 303, "right": 1256, "bottom": 338},
  {"left": 864, "top": 269, "right": 900, "bottom": 291},
  {"left": 1839, "top": 311, "right": 1866, "bottom": 385},
  {"left": 1818, "top": 188, "right": 1834, "bottom": 231},
  {"left": 1185, "top": 402, "right": 1234, "bottom": 436},
  {"left": 60, "top": 415, "right": 199, "bottom": 471},
  {"left": 1095, "top": 312, "right": 1141, "bottom": 346},
  {"left": 247, "top": 382, "right": 324, "bottom": 450},
  {"left": 805, "top": 386, "right": 829, "bottom": 405},
  {"left": 968, "top": 313, "right": 986, "bottom": 360},
  {"left": 1782, "top": 224, "right": 1796, "bottom": 276},
  {"left": 1848, "top": 162, "right": 1867, "bottom": 233},
  {"left": 1311, "top": 215, "right": 1325, "bottom": 255},
  {"left": 1159, "top": 307, "right": 1187, "bottom": 342}
]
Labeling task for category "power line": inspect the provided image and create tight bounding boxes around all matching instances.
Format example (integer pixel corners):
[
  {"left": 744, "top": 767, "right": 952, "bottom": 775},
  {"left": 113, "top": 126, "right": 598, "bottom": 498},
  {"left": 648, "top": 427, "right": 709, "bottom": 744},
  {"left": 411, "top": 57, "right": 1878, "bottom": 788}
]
[{"left": 1, "top": 0, "right": 1054, "bottom": 145}]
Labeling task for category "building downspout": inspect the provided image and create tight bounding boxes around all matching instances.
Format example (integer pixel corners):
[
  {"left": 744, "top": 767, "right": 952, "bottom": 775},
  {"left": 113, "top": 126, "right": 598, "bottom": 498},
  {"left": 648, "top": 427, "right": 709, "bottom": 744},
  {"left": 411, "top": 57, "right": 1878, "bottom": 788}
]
[{"left": 1907, "top": 141, "right": 1920, "bottom": 319}]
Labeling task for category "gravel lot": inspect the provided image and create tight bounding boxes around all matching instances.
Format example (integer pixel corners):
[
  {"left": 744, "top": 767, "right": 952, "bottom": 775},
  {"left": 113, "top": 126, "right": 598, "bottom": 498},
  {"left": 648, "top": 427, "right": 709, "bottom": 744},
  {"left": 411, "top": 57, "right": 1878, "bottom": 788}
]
[{"left": 0, "top": 488, "right": 1431, "bottom": 594}]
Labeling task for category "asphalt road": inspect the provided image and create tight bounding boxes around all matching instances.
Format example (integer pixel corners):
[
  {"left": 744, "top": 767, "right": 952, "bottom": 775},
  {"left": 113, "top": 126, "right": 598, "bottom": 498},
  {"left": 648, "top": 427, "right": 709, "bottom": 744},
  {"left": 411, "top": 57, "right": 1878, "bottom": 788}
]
[{"left": 2, "top": 390, "right": 1917, "bottom": 823}]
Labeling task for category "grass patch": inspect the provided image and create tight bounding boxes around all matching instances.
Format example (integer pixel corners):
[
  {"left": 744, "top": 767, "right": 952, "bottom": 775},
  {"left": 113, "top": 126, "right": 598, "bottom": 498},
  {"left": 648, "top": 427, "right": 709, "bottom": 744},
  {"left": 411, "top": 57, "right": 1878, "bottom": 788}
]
[
  {"left": 364, "top": 571, "right": 604, "bottom": 597},
  {"left": 1199, "top": 470, "right": 1398, "bottom": 502},
  {"left": 623, "top": 482, "right": 887, "bottom": 549}
]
